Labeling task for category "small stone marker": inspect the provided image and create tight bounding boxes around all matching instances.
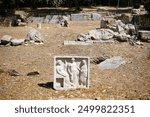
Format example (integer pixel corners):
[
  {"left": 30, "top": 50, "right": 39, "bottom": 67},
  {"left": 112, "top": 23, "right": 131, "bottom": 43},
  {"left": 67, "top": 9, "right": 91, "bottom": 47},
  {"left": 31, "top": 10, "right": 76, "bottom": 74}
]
[
  {"left": 54, "top": 56, "right": 90, "bottom": 90},
  {"left": 100, "top": 19, "right": 107, "bottom": 28},
  {"left": 37, "top": 23, "right": 41, "bottom": 29}
]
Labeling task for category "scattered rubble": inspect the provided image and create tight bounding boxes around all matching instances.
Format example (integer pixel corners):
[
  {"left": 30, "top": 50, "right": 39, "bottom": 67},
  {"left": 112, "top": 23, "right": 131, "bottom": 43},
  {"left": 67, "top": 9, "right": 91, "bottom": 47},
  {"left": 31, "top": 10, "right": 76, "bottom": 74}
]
[
  {"left": 98, "top": 56, "right": 126, "bottom": 70},
  {"left": 0, "top": 29, "right": 43, "bottom": 47},
  {"left": 74, "top": 19, "right": 138, "bottom": 45}
]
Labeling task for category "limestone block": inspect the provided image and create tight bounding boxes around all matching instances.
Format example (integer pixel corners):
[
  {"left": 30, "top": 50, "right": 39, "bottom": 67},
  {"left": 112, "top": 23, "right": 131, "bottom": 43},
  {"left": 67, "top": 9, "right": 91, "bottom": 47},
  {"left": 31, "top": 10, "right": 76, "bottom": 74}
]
[
  {"left": 138, "top": 30, "right": 150, "bottom": 41},
  {"left": 71, "top": 13, "right": 91, "bottom": 21}
]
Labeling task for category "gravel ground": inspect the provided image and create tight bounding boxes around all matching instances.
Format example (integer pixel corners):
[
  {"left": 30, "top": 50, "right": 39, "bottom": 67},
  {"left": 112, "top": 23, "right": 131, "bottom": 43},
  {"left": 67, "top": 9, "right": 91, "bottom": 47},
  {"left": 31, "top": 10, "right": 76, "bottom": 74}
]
[{"left": 0, "top": 19, "right": 150, "bottom": 100}]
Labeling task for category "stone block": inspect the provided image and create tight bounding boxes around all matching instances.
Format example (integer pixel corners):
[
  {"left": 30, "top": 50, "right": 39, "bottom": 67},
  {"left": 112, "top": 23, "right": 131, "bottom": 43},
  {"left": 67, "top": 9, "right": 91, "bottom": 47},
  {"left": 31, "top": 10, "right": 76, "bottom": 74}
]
[
  {"left": 98, "top": 56, "right": 126, "bottom": 70},
  {"left": 10, "top": 39, "right": 25, "bottom": 46},
  {"left": 71, "top": 13, "right": 91, "bottom": 21},
  {"left": 138, "top": 30, "right": 150, "bottom": 41},
  {"left": 91, "top": 13, "right": 101, "bottom": 21},
  {"left": 50, "top": 15, "right": 61, "bottom": 23}
]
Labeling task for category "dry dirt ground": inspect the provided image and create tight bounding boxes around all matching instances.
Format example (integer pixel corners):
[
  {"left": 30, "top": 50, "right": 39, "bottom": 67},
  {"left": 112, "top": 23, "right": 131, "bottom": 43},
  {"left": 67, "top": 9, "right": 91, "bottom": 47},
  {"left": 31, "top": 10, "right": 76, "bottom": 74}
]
[{"left": 0, "top": 9, "right": 150, "bottom": 100}]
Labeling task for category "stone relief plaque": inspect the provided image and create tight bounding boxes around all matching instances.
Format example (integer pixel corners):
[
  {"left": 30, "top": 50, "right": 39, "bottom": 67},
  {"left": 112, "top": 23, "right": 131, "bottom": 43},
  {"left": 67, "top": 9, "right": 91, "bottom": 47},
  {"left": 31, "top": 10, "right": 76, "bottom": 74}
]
[{"left": 54, "top": 56, "right": 90, "bottom": 90}]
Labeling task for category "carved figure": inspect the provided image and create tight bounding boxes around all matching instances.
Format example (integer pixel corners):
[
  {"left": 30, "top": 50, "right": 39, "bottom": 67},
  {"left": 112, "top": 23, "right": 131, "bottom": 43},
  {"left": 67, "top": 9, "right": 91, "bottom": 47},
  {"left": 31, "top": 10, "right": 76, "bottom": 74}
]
[
  {"left": 79, "top": 60, "right": 88, "bottom": 86},
  {"left": 68, "top": 58, "right": 80, "bottom": 87},
  {"left": 56, "top": 60, "right": 71, "bottom": 87}
]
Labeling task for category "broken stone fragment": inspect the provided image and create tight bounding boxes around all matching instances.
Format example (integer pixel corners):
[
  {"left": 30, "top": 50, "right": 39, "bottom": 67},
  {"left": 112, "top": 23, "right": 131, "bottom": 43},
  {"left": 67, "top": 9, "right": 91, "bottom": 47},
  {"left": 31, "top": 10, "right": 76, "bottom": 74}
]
[
  {"left": 116, "top": 24, "right": 126, "bottom": 34},
  {"left": 132, "top": 9, "right": 141, "bottom": 15},
  {"left": 77, "top": 33, "right": 90, "bottom": 41},
  {"left": 88, "top": 29, "right": 115, "bottom": 40},
  {"left": 50, "top": 15, "right": 61, "bottom": 24},
  {"left": 116, "top": 33, "right": 130, "bottom": 42},
  {"left": 91, "top": 56, "right": 110, "bottom": 64},
  {"left": 44, "top": 15, "right": 52, "bottom": 23},
  {"left": 27, "top": 71, "right": 40, "bottom": 76},
  {"left": 125, "top": 24, "right": 136, "bottom": 35},
  {"left": 10, "top": 39, "right": 25, "bottom": 46},
  {"left": 115, "top": 14, "right": 133, "bottom": 24},
  {"left": 0, "top": 35, "right": 12, "bottom": 45},
  {"left": 7, "top": 69, "right": 20, "bottom": 76},
  {"left": 77, "top": 28, "right": 118, "bottom": 41},
  {"left": 16, "top": 19, "right": 27, "bottom": 26},
  {"left": 115, "top": 20, "right": 126, "bottom": 28},
  {"left": 26, "top": 29, "right": 43, "bottom": 43}
]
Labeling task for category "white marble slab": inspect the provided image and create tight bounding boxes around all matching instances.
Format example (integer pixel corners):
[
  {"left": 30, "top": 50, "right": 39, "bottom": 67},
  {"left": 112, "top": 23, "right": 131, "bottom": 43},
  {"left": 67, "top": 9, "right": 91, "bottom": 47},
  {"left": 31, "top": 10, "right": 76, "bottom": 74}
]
[{"left": 54, "top": 56, "right": 90, "bottom": 90}]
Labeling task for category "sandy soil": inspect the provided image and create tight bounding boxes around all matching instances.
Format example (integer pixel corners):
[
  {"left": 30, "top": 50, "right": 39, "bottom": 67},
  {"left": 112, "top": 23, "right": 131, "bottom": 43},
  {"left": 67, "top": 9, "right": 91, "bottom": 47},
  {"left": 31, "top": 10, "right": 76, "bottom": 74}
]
[{"left": 0, "top": 19, "right": 150, "bottom": 100}]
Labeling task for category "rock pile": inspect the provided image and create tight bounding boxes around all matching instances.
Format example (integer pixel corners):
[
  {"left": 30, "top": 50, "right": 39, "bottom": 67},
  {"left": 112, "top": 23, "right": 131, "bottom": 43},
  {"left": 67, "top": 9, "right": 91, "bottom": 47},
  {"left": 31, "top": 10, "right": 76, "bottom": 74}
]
[
  {"left": 77, "top": 29, "right": 116, "bottom": 41},
  {"left": 0, "top": 29, "right": 43, "bottom": 46},
  {"left": 77, "top": 19, "right": 137, "bottom": 44}
]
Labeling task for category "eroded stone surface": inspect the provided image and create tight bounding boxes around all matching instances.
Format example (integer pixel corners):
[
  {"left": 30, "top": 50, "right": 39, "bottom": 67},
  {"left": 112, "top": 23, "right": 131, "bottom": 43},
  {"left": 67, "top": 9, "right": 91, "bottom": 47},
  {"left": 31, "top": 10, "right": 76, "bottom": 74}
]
[
  {"left": 98, "top": 56, "right": 126, "bottom": 70},
  {"left": 10, "top": 39, "right": 25, "bottom": 46},
  {"left": 26, "top": 29, "right": 43, "bottom": 43},
  {"left": 54, "top": 56, "right": 90, "bottom": 90},
  {"left": 71, "top": 13, "right": 91, "bottom": 21},
  {"left": 77, "top": 29, "right": 116, "bottom": 41}
]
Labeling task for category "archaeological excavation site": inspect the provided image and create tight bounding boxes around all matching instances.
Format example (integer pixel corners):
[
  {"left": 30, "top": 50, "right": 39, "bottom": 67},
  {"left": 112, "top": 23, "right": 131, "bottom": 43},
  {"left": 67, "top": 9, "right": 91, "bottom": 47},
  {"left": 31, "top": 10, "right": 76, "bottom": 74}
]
[{"left": 0, "top": 0, "right": 150, "bottom": 100}]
